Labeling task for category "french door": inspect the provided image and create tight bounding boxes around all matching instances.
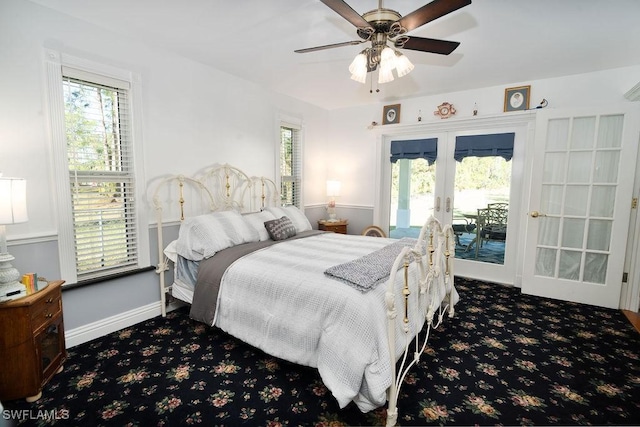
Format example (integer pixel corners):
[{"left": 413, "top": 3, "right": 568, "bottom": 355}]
[
  {"left": 378, "top": 117, "right": 531, "bottom": 285},
  {"left": 522, "top": 105, "right": 640, "bottom": 308}
]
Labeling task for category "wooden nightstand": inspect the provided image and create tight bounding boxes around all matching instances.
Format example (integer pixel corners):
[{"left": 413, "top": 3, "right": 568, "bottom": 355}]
[
  {"left": 0, "top": 280, "right": 66, "bottom": 402},
  {"left": 318, "top": 219, "right": 348, "bottom": 234}
]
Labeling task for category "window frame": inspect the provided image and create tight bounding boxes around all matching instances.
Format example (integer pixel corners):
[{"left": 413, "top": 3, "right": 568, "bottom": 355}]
[
  {"left": 44, "top": 50, "right": 149, "bottom": 285},
  {"left": 277, "top": 117, "right": 304, "bottom": 208}
]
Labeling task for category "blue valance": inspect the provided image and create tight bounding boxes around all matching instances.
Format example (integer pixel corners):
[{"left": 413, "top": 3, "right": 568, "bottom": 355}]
[
  {"left": 454, "top": 133, "right": 515, "bottom": 162},
  {"left": 390, "top": 138, "right": 438, "bottom": 164}
]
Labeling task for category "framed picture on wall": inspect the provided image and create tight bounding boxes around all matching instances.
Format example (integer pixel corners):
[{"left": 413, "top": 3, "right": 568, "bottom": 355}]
[
  {"left": 382, "top": 104, "right": 401, "bottom": 125},
  {"left": 504, "top": 86, "right": 530, "bottom": 112}
]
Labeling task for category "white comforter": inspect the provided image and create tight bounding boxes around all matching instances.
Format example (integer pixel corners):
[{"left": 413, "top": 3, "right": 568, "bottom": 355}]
[{"left": 213, "top": 232, "right": 430, "bottom": 412}]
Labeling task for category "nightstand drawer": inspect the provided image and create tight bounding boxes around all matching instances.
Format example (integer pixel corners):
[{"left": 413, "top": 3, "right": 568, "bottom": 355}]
[
  {"left": 30, "top": 291, "right": 62, "bottom": 332},
  {"left": 318, "top": 220, "right": 348, "bottom": 235},
  {"left": 323, "top": 224, "right": 346, "bottom": 233}
]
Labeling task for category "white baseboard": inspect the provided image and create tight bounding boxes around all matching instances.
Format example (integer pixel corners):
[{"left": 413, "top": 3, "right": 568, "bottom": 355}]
[{"left": 65, "top": 302, "right": 162, "bottom": 348}]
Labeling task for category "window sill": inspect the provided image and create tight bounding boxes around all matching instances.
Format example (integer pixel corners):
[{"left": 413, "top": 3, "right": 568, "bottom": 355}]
[{"left": 61, "top": 266, "right": 155, "bottom": 291}]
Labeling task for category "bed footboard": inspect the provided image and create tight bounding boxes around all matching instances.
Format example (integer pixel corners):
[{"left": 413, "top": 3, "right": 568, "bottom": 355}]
[{"left": 385, "top": 216, "right": 457, "bottom": 427}]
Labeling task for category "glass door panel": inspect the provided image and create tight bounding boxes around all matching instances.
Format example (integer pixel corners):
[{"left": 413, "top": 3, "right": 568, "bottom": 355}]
[
  {"left": 452, "top": 156, "right": 512, "bottom": 264},
  {"left": 389, "top": 158, "right": 436, "bottom": 239}
]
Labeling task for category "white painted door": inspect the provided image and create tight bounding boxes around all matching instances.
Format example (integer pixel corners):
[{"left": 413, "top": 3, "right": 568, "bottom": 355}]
[
  {"left": 522, "top": 105, "right": 640, "bottom": 308},
  {"left": 379, "top": 117, "right": 531, "bottom": 286}
]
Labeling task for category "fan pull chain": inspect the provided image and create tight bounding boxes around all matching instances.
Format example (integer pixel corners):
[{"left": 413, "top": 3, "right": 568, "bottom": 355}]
[{"left": 369, "top": 71, "right": 380, "bottom": 94}]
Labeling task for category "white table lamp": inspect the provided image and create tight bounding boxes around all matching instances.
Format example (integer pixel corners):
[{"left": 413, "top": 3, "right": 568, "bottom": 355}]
[
  {"left": 326, "top": 180, "right": 341, "bottom": 222},
  {"left": 0, "top": 176, "right": 28, "bottom": 300}
]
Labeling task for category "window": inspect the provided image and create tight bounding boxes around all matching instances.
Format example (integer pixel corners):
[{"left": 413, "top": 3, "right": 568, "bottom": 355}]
[
  {"left": 279, "top": 123, "right": 302, "bottom": 207},
  {"left": 45, "top": 51, "right": 148, "bottom": 284}
]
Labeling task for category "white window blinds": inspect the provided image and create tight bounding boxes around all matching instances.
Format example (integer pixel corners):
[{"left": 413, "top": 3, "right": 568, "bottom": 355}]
[
  {"left": 62, "top": 72, "right": 139, "bottom": 280},
  {"left": 280, "top": 124, "right": 302, "bottom": 207}
]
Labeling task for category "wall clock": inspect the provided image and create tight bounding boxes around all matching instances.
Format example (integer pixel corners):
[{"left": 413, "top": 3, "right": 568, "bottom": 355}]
[{"left": 434, "top": 102, "right": 456, "bottom": 119}]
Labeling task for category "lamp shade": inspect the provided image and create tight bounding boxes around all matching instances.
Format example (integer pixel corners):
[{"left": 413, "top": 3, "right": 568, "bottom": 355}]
[
  {"left": 349, "top": 52, "right": 368, "bottom": 84},
  {"left": 379, "top": 47, "right": 396, "bottom": 71},
  {"left": 0, "top": 177, "right": 28, "bottom": 224},
  {"left": 378, "top": 67, "right": 395, "bottom": 84},
  {"left": 395, "top": 51, "right": 414, "bottom": 77},
  {"left": 326, "top": 180, "right": 341, "bottom": 198}
]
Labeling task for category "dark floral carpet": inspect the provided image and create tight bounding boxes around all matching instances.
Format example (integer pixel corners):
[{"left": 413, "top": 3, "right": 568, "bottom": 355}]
[{"left": 4, "top": 277, "right": 640, "bottom": 426}]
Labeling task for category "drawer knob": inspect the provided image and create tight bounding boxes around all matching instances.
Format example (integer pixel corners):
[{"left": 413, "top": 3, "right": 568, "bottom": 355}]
[
  {"left": 46, "top": 313, "right": 53, "bottom": 318},
  {"left": 46, "top": 298, "right": 54, "bottom": 303}
]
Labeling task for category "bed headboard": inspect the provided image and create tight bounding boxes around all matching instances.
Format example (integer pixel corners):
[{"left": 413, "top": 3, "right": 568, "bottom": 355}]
[
  {"left": 150, "top": 163, "right": 280, "bottom": 222},
  {"left": 149, "top": 163, "right": 281, "bottom": 315}
]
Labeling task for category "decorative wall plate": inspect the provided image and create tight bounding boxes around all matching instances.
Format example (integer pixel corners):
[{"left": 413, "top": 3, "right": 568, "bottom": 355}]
[{"left": 434, "top": 102, "right": 456, "bottom": 119}]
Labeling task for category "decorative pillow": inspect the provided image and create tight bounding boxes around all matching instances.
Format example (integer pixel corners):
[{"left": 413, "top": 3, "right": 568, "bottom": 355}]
[
  {"left": 264, "top": 216, "right": 297, "bottom": 241},
  {"left": 243, "top": 210, "right": 277, "bottom": 241},
  {"left": 176, "top": 210, "right": 260, "bottom": 261},
  {"left": 266, "top": 206, "right": 312, "bottom": 233}
]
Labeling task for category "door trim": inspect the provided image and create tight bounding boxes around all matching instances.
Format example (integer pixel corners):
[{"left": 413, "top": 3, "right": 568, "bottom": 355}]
[
  {"left": 373, "top": 112, "right": 536, "bottom": 286},
  {"left": 374, "top": 112, "right": 537, "bottom": 225}
]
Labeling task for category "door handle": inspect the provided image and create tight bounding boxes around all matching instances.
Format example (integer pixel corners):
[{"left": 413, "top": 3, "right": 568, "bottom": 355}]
[
  {"left": 530, "top": 211, "right": 546, "bottom": 218},
  {"left": 435, "top": 197, "right": 441, "bottom": 212},
  {"left": 446, "top": 197, "right": 451, "bottom": 213}
]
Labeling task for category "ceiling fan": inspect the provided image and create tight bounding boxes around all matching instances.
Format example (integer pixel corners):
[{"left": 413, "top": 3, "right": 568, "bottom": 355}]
[{"left": 295, "top": 0, "right": 472, "bottom": 84}]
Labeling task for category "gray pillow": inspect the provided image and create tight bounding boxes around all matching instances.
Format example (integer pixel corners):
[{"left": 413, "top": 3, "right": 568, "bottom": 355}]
[{"left": 264, "top": 216, "right": 297, "bottom": 241}]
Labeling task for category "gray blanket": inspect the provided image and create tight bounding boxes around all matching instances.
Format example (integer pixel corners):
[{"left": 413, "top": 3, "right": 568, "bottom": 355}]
[
  {"left": 189, "top": 230, "right": 324, "bottom": 325},
  {"left": 324, "top": 237, "right": 419, "bottom": 292}
]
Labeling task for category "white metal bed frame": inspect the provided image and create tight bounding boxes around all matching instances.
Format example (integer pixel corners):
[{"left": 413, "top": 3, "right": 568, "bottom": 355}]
[
  {"left": 149, "top": 163, "right": 457, "bottom": 427},
  {"left": 151, "top": 163, "right": 280, "bottom": 315},
  {"left": 384, "top": 216, "right": 457, "bottom": 426}
]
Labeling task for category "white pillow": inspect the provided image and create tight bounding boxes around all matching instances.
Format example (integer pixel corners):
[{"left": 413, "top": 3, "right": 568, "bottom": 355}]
[
  {"left": 266, "top": 206, "right": 312, "bottom": 233},
  {"left": 176, "top": 210, "right": 259, "bottom": 261},
  {"left": 243, "top": 210, "right": 277, "bottom": 241},
  {"left": 163, "top": 239, "right": 178, "bottom": 262}
]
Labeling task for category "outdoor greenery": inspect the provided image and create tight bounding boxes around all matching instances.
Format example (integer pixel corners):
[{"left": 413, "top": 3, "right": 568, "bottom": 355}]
[
  {"left": 64, "top": 78, "right": 132, "bottom": 276},
  {"left": 280, "top": 126, "right": 297, "bottom": 206},
  {"left": 455, "top": 156, "right": 512, "bottom": 192},
  {"left": 391, "top": 156, "right": 512, "bottom": 196},
  {"left": 390, "top": 156, "right": 512, "bottom": 229}
]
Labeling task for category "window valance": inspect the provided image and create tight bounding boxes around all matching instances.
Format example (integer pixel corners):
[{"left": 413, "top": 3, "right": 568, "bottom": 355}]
[
  {"left": 454, "top": 133, "right": 515, "bottom": 162},
  {"left": 390, "top": 138, "right": 438, "bottom": 164}
]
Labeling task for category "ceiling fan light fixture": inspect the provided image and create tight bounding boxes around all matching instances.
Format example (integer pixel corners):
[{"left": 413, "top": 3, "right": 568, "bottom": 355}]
[
  {"left": 296, "top": 0, "right": 471, "bottom": 87},
  {"left": 378, "top": 66, "right": 394, "bottom": 84},
  {"left": 394, "top": 51, "right": 414, "bottom": 77},
  {"left": 379, "top": 46, "right": 397, "bottom": 71},
  {"left": 350, "top": 70, "right": 367, "bottom": 84},
  {"left": 349, "top": 51, "right": 368, "bottom": 84},
  {"left": 348, "top": 51, "right": 368, "bottom": 74}
]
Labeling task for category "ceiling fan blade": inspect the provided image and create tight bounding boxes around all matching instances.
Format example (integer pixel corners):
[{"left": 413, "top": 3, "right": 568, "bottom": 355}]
[
  {"left": 295, "top": 40, "right": 364, "bottom": 54},
  {"left": 397, "top": 0, "right": 471, "bottom": 32},
  {"left": 320, "top": 0, "right": 372, "bottom": 28},
  {"left": 396, "top": 36, "right": 460, "bottom": 55}
]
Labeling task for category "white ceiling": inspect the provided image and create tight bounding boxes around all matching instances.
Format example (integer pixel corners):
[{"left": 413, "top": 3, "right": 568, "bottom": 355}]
[{"left": 29, "top": 0, "right": 640, "bottom": 110}]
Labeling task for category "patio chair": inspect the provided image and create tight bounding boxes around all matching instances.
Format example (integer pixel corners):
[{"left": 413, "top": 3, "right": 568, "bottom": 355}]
[{"left": 478, "top": 203, "right": 508, "bottom": 248}]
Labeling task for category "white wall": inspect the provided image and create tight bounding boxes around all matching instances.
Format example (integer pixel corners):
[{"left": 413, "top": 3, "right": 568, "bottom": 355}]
[
  {"left": 0, "top": 0, "right": 328, "bottom": 243},
  {"left": 0, "top": 0, "right": 328, "bottom": 333},
  {"left": 325, "top": 66, "right": 640, "bottom": 208}
]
